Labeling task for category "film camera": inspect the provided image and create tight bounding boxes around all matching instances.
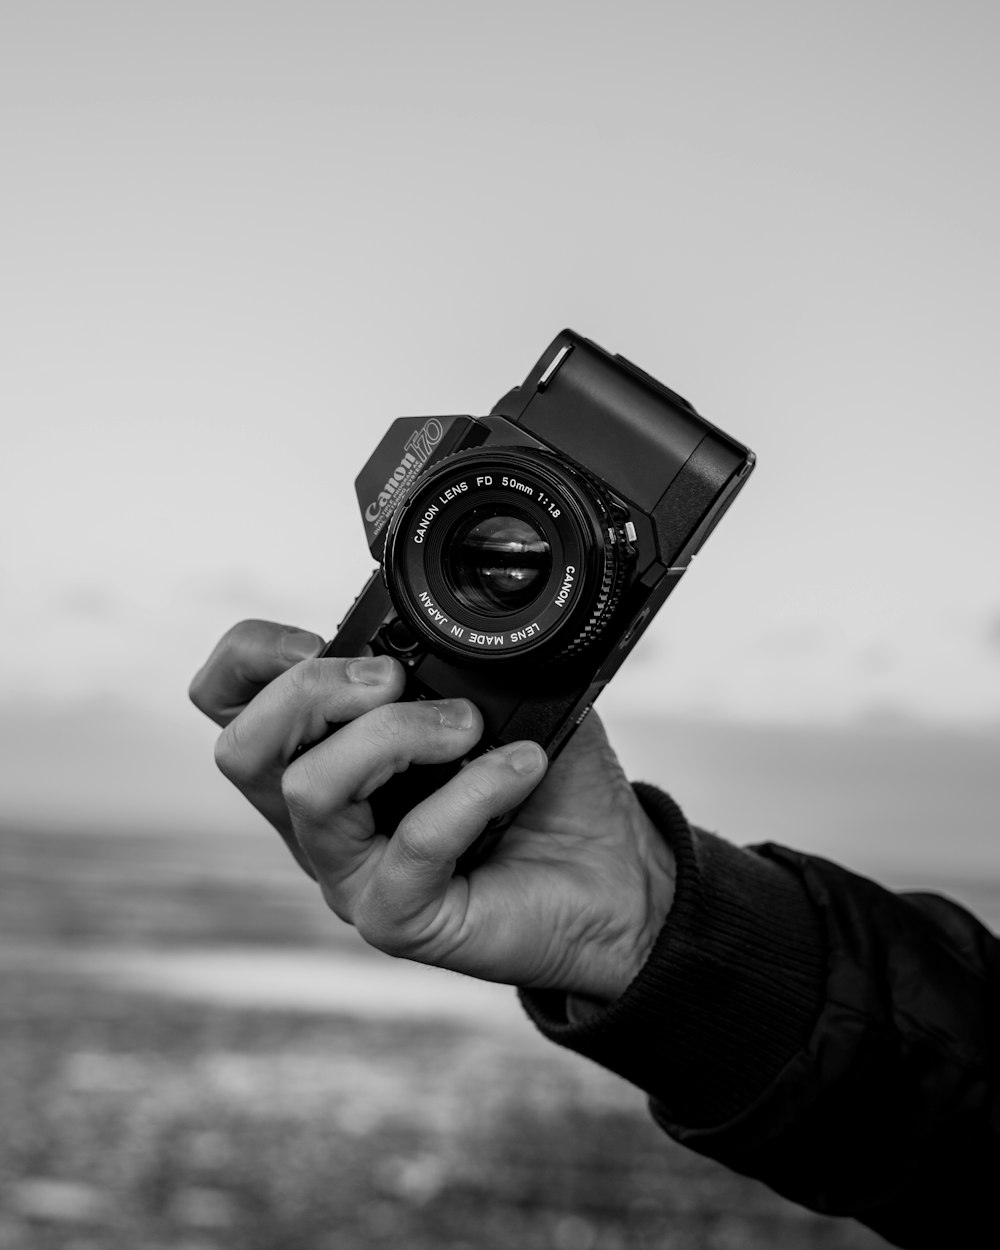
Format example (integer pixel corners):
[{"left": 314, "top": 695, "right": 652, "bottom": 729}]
[{"left": 320, "top": 330, "right": 755, "bottom": 867}]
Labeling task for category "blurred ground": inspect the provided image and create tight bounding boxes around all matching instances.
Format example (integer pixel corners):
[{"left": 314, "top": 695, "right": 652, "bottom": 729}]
[{"left": 2, "top": 824, "right": 975, "bottom": 1250}]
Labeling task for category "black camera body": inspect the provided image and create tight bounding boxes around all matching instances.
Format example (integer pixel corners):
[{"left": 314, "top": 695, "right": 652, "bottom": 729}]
[{"left": 322, "top": 330, "right": 755, "bottom": 863}]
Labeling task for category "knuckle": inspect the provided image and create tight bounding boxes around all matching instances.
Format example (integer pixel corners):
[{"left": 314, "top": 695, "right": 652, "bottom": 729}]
[
  {"left": 364, "top": 702, "right": 409, "bottom": 749},
  {"left": 219, "top": 618, "right": 270, "bottom": 665},
  {"left": 318, "top": 879, "right": 355, "bottom": 926},
  {"left": 190, "top": 619, "right": 272, "bottom": 717},
  {"left": 370, "top": 929, "right": 407, "bottom": 958},
  {"left": 284, "top": 656, "right": 328, "bottom": 702},
  {"left": 214, "top": 722, "right": 251, "bottom": 783},
  {"left": 188, "top": 670, "right": 209, "bottom": 712},
  {"left": 462, "top": 762, "right": 502, "bottom": 809},
  {"left": 354, "top": 895, "right": 405, "bottom": 956},
  {"left": 391, "top": 815, "right": 432, "bottom": 867},
  {"left": 229, "top": 617, "right": 271, "bottom": 644},
  {"left": 280, "top": 759, "right": 320, "bottom": 822}
]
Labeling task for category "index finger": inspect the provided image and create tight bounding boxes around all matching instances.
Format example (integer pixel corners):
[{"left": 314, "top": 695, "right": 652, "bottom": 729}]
[{"left": 189, "top": 619, "right": 326, "bottom": 728}]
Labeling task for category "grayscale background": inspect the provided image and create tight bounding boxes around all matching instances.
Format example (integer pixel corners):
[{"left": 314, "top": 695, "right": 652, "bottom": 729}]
[{"left": 2, "top": 3, "right": 998, "bottom": 1248}]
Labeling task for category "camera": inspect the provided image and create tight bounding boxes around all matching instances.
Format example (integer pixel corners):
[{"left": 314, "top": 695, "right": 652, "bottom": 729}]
[{"left": 320, "top": 330, "right": 755, "bottom": 867}]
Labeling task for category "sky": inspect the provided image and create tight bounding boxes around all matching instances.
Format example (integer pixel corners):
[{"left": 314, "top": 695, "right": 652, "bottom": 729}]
[{"left": 2, "top": 2, "right": 999, "bottom": 852}]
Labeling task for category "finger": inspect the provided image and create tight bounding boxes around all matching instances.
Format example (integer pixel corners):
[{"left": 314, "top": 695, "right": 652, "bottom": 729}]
[
  {"left": 213, "top": 654, "right": 406, "bottom": 791},
  {"left": 280, "top": 697, "right": 484, "bottom": 894},
  {"left": 360, "top": 740, "right": 549, "bottom": 931},
  {"left": 213, "top": 655, "right": 405, "bottom": 881},
  {"left": 189, "top": 619, "right": 326, "bottom": 728}
]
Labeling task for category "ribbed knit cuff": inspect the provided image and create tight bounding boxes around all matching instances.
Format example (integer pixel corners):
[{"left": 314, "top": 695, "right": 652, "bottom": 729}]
[{"left": 518, "top": 783, "right": 826, "bottom": 1127}]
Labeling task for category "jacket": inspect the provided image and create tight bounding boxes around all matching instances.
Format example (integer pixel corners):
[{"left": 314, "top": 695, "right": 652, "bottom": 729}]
[{"left": 520, "top": 784, "right": 1000, "bottom": 1249}]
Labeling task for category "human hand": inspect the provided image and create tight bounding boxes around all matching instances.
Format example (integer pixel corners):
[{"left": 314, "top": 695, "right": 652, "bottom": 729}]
[{"left": 190, "top": 619, "right": 676, "bottom": 1001}]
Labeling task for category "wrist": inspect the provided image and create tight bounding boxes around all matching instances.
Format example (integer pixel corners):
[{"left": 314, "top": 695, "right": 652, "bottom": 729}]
[
  {"left": 565, "top": 991, "right": 608, "bottom": 1023},
  {"left": 570, "top": 802, "right": 678, "bottom": 1005},
  {"left": 611, "top": 805, "right": 677, "bottom": 996},
  {"left": 521, "top": 790, "right": 826, "bottom": 1128}
]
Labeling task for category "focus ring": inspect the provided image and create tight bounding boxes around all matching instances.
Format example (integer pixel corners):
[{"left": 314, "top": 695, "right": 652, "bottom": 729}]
[{"left": 555, "top": 465, "right": 629, "bottom": 659}]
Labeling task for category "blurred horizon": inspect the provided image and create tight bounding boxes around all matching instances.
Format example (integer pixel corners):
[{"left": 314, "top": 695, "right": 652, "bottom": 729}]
[{"left": 4, "top": 696, "right": 998, "bottom": 882}]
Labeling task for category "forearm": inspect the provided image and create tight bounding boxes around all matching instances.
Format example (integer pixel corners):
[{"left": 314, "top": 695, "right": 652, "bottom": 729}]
[
  {"left": 520, "top": 786, "right": 1000, "bottom": 1248},
  {"left": 520, "top": 784, "right": 826, "bottom": 1125}
]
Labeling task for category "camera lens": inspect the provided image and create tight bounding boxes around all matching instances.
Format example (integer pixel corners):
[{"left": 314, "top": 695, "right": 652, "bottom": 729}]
[
  {"left": 384, "top": 448, "right": 628, "bottom": 663},
  {"left": 445, "top": 511, "right": 552, "bottom": 615}
]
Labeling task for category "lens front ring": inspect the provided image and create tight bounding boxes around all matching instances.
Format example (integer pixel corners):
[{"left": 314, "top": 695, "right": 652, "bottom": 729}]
[{"left": 383, "top": 448, "right": 626, "bottom": 664}]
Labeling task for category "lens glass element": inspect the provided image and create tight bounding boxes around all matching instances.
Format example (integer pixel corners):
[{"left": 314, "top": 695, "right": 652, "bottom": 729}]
[{"left": 445, "top": 512, "right": 552, "bottom": 614}]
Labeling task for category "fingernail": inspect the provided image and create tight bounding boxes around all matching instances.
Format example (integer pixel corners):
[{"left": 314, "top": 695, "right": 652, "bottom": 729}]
[
  {"left": 434, "top": 699, "right": 475, "bottom": 730},
  {"left": 280, "top": 629, "right": 323, "bottom": 662},
  {"left": 346, "top": 655, "right": 396, "bottom": 685},
  {"left": 506, "top": 742, "right": 546, "bottom": 775}
]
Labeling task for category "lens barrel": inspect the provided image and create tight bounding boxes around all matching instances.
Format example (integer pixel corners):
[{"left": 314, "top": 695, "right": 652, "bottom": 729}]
[{"left": 383, "top": 448, "right": 629, "bottom": 664}]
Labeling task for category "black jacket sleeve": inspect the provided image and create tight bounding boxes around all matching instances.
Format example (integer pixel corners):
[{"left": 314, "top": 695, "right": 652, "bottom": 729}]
[{"left": 519, "top": 783, "right": 1000, "bottom": 1250}]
